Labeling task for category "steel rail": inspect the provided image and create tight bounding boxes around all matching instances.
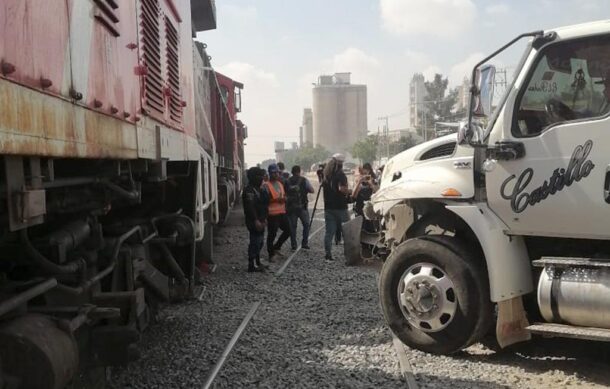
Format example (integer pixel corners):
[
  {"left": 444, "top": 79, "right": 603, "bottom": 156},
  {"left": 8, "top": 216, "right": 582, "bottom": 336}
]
[
  {"left": 202, "top": 301, "right": 262, "bottom": 389},
  {"left": 275, "top": 225, "right": 324, "bottom": 276},
  {"left": 392, "top": 336, "right": 418, "bottom": 389},
  {"left": 202, "top": 219, "right": 325, "bottom": 388}
]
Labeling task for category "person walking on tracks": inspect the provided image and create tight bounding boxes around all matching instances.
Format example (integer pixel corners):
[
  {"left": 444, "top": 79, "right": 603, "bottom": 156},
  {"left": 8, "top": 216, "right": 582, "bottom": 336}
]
[
  {"left": 322, "top": 154, "right": 350, "bottom": 261},
  {"left": 286, "top": 165, "right": 315, "bottom": 250},
  {"left": 242, "top": 167, "right": 268, "bottom": 272},
  {"left": 264, "top": 164, "right": 291, "bottom": 261}
]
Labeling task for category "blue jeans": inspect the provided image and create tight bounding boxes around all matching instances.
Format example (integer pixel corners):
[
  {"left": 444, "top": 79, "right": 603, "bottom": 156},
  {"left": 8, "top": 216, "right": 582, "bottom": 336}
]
[
  {"left": 248, "top": 229, "right": 264, "bottom": 261},
  {"left": 288, "top": 208, "right": 310, "bottom": 248},
  {"left": 324, "top": 209, "right": 349, "bottom": 256}
]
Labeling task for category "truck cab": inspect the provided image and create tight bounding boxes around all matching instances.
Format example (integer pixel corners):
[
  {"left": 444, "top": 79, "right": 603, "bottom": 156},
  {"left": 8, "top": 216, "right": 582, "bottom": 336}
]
[{"left": 374, "top": 20, "right": 610, "bottom": 355}]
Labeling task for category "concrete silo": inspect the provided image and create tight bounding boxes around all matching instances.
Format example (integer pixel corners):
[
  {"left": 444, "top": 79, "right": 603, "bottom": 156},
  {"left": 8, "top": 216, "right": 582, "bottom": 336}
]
[{"left": 312, "top": 73, "right": 367, "bottom": 154}]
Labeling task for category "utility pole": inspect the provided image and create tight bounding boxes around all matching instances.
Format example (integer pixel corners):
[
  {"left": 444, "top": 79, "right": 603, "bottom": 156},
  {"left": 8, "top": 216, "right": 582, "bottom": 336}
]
[
  {"left": 378, "top": 116, "right": 389, "bottom": 160},
  {"left": 384, "top": 116, "right": 389, "bottom": 160},
  {"left": 376, "top": 123, "right": 381, "bottom": 166},
  {"left": 494, "top": 68, "right": 508, "bottom": 100},
  {"left": 423, "top": 108, "right": 427, "bottom": 142}
]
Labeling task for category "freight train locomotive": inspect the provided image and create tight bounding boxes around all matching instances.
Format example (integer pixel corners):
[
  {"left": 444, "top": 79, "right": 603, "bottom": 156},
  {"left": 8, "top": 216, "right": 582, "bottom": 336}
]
[{"left": 0, "top": 0, "right": 245, "bottom": 386}]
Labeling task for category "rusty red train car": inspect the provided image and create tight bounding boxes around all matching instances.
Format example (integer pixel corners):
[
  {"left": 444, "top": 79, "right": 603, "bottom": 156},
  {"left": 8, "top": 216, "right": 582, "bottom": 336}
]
[{"left": 0, "top": 0, "right": 246, "bottom": 386}]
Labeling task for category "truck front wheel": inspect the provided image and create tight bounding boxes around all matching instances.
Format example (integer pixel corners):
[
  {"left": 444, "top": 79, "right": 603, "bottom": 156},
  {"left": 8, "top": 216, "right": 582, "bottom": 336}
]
[{"left": 379, "top": 236, "right": 492, "bottom": 354}]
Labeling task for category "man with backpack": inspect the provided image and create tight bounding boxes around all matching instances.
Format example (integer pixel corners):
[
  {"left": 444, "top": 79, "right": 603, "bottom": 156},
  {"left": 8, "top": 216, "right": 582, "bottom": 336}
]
[{"left": 286, "top": 165, "right": 315, "bottom": 250}]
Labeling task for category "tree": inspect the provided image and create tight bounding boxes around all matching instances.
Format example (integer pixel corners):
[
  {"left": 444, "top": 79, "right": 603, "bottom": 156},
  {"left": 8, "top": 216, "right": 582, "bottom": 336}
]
[
  {"left": 259, "top": 159, "right": 276, "bottom": 170},
  {"left": 351, "top": 135, "right": 378, "bottom": 163},
  {"left": 274, "top": 145, "right": 331, "bottom": 172},
  {"left": 294, "top": 145, "right": 331, "bottom": 171},
  {"left": 421, "top": 74, "right": 459, "bottom": 137}
]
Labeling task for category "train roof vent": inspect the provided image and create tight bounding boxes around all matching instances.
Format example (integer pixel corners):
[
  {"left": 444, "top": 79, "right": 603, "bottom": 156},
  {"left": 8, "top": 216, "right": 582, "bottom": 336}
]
[{"left": 419, "top": 142, "right": 456, "bottom": 160}]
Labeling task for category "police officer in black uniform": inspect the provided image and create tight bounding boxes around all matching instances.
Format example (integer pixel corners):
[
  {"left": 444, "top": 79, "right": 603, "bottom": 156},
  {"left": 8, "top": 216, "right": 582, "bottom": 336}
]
[{"left": 242, "top": 167, "right": 269, "bottom": 272}]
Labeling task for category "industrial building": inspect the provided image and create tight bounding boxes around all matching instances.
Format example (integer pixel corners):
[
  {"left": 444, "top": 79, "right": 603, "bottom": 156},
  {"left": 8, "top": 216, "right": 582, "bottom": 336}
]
[
  {"left": 274, "top": 141, "right": 285, "bottom": 162},
  {"left": 302, "top": 108, "right": 313, "bottom": 146},
  {"left": 456, "top": 76, "right": 470, "bottom": 113},
  {"left": 409, "top": 73, "right": 426, "bottom": 129},
  {"left": 312, "top": 73, "right": 367, "bottom": 154}
]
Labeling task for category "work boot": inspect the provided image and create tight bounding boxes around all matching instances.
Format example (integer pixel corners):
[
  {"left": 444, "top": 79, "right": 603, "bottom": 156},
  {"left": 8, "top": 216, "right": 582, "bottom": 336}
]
[
  {"left": 302, "top": 244, "right": 310, "bottom": 250},
  {"left": 248, "top": 260, "right": 265, "bottom": 272},
  {"left": 325, "top": 254, "right": 334, "bottom": 261},
  {"left": 256, "top": 257, "right": 269, "bottom": 269}
]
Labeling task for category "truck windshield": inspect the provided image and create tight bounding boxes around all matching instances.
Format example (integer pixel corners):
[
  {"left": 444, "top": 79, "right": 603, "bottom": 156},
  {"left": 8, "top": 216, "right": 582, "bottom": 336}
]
[{"left": 480, "top": 40, "right": 534, "bottom": 141}]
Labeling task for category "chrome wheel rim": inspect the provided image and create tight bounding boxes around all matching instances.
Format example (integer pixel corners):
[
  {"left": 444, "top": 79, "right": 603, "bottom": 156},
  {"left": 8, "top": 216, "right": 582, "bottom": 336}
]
[{"left": 397, "top": 262, "right": 457, "bottom": 332}]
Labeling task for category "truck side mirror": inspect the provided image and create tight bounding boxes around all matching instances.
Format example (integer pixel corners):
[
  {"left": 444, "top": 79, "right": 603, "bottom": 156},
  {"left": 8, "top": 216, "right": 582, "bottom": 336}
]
[
  {"left": 457, "top": 121, "right": 481, "bottom": 145},
  {"left": 472, "top": 65, "right": 496, "bottom": 118},
  {"left": 457, "top": 121, "right": 470, "bottom": 145}
]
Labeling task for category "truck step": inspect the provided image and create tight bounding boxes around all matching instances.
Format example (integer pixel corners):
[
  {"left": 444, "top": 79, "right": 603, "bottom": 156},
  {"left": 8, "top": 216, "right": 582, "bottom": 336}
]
[
  {"left": 526, "top": 323, "right": 610, "bottom": 342},
  {"left": 532, "top": 257, "right": 610, "bottom": 268}
]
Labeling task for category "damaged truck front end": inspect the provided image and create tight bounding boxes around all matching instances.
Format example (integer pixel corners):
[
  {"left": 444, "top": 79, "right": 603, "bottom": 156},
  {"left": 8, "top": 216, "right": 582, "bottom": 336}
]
[{"left": 362, "top": 134, "right": 476, "bottom": 260}]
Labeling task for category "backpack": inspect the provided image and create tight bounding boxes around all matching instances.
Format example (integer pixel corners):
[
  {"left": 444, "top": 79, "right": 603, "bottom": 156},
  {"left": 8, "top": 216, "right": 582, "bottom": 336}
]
[{"left": 286, "top": 177, "right": 304, "bottom": 212}]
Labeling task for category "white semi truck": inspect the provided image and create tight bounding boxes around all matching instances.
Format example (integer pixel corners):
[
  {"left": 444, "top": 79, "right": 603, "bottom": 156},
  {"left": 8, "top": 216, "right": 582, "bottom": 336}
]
[{"left": 367, "top": 20, "right": 610, "bottom": 354}]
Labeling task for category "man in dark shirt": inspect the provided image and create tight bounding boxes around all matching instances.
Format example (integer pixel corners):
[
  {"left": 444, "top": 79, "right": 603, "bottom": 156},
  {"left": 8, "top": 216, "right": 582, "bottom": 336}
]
[
  {"left": 322, "top": 154, "right": 350, "bottom": 260},
  {"left": 277, "top": 162, "right": 290, "bottom": 185},
  {"left": 242, "top": 167, "right": 268, "bottom": 272},
  {"left": 286, "top": 165, "right": 315, "bottom": 250}
]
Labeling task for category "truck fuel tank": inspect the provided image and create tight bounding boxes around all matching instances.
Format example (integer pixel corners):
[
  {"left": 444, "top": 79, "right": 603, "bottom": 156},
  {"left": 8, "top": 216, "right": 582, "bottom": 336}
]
[{"left": 537, "top": 258, "right": 610, "bottom": 328}]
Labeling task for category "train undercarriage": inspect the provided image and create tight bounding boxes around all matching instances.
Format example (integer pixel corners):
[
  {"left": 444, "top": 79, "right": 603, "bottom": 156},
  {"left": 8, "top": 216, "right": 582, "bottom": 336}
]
[{"left": 0, "top": 155, "right": 218, "bottom": 388}]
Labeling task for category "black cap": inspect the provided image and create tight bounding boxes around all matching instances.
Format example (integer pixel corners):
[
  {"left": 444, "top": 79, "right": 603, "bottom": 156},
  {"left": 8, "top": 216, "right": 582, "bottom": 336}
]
[{"left": 247, "top": 167, "right": 265, "bottom": 181}]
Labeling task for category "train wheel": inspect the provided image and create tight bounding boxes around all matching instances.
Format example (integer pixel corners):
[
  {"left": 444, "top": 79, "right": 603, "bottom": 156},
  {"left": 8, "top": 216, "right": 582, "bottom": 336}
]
[
  {"left": 0, "top": 314, "right": 79, "bottom": 388},
  {"left": 379, "top": 236, "right": 492, "bottom": 354}
]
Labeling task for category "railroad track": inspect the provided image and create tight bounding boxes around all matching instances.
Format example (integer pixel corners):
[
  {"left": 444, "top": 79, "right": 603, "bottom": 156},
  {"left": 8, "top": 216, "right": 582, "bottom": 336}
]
[{"left": 201, "top": 223, "right": 325, "bottom": 388}]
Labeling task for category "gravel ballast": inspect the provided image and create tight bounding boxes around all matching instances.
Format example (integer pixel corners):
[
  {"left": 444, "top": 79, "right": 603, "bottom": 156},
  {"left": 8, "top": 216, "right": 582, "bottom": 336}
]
[{"left": 109, "top": 208, "right": 610, "bottom": 388}]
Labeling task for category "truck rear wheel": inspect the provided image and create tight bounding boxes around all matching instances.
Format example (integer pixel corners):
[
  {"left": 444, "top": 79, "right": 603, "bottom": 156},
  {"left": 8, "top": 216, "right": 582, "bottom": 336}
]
[{"left": 379, "top": 236, "right": 492, "bottom": 354}]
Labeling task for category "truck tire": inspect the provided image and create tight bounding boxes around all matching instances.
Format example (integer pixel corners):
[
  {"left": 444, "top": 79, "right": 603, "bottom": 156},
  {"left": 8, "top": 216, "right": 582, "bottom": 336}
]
[{"left": 379, "top": 236, "right": 492, "bottom": 354}]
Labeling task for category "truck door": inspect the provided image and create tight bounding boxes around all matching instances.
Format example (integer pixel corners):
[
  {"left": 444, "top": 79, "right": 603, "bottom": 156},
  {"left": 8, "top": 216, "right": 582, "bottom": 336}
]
[{"left": 486, "top": 34, "right": 610, "bottom": 239}]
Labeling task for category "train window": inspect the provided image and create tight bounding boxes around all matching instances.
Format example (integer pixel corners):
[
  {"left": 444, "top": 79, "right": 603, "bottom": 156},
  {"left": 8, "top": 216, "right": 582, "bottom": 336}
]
[
  {"left": 235, "top": 88, "right": 242, "bottom": 112},
  {"left": 93, "top": 0, "right": 120, "bottom": 37}
]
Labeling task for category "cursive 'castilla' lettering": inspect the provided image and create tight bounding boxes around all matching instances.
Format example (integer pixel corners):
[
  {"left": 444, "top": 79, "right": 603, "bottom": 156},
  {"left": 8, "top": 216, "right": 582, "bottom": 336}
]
[{"left": 500, "top": 140, "right": 595, "bottom": 213}]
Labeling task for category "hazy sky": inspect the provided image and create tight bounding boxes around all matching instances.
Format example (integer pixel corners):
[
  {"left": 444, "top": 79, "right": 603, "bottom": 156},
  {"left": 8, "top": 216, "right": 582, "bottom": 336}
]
[{"left": 196, "top": 0, "right": 610, "bottom": 166}]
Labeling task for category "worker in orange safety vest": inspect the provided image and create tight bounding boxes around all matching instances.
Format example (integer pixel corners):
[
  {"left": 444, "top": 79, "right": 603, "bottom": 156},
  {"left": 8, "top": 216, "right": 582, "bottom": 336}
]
[{"left": 264, "top": 163, "right": 291, "bottom": 261}]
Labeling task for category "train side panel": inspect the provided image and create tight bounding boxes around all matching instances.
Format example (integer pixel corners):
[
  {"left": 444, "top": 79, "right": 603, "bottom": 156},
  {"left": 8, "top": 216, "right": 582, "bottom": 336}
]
[
  {"left": 0, "top": 1, "right": 225, "bottom": 387},
  {"left": 0, "top": 0, "right": 201, "bottom": 161}
]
